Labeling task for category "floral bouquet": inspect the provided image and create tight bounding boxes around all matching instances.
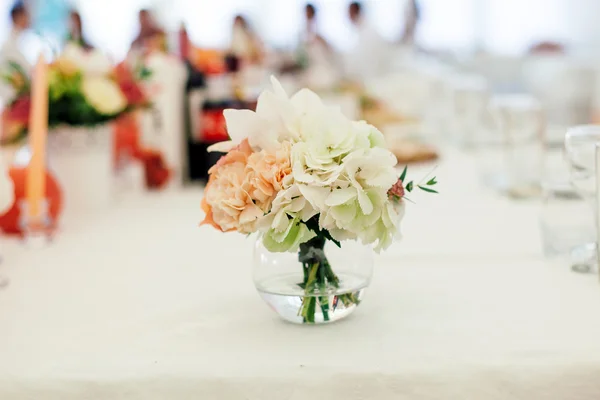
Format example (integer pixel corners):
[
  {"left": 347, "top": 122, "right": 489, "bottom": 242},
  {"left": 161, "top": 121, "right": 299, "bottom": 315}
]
[
  {"left": 201, "top": 77, "right": 437, "bottom": 323},
  {"left": 1, "top": 44, "right": 151, "bottom": 146}
]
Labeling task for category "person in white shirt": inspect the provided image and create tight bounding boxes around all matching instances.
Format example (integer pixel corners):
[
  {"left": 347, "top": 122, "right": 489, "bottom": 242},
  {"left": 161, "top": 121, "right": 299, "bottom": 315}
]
[
  {"left": 300, "top": 3, "right": 339, "bottom": 90},
  {"left": 230, "top": 15, "right": 263, "bottom": 65},
  {"left": 401, "top": 0, "right": 421, "bottom": 46},
  {"left": 0, "top": 3, "right": 31, "bottom": 72},
  {"left": 345, "top": 1, "right": 390, "bottom": 82},
  {"left": 0, "top": 3, "right": 30, "bottom": 113}
]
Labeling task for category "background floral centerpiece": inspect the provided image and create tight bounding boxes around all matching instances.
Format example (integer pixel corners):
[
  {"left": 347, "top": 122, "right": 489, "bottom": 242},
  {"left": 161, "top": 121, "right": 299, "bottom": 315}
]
[
  {"left": 0, "top": 44, "right": 151, "bottom": 146},
  {"left": 201, "top": 77, "right": 437, "bottom": 324}
]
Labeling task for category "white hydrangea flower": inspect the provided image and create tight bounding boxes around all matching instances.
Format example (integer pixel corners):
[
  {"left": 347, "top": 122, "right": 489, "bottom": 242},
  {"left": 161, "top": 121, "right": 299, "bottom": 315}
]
[
  {"left": 259, "top": 184, "right": 319, "bottom": 253},
  {"left": 205, "top": 75, "right": 412, "bottom": 254},
  {"left": 290, "top": 109, "right": 381, "bottom": 188},
  {"left": 360, "top": 200, "right": 406, "bottom": 252}
]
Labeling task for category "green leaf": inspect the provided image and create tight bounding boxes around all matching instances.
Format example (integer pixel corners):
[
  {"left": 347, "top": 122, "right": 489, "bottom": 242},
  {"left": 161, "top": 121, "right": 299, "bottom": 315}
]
[
  {"left": 8, "top": 61, "right": 26, "bottom": 77},
  {"left": 305, "top": 215, "right": 341, "bottom": 248},
  {"left": 306, "top": 297, "right": 316, "bottom": 323},
  {"left": 427, "top": 177, "right": 437, "bottom": 186},
  {"left": 406, "top": 181, "right": 414, "bottom": 192},
  {"left": 418, "top": 186, "right": 438, "bottom": 194},
  {"left": 399, "top": 165, "right": 408, "bottom": 182}
]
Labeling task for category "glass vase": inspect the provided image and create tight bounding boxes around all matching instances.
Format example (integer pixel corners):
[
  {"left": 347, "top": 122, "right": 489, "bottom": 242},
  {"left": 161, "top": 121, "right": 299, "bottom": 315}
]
[{"left": 253, "top": 235, "right": 374, "bottom": 325}]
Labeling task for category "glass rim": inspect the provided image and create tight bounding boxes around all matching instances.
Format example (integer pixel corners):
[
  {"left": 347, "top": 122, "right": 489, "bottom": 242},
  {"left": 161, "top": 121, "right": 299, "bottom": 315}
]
[
  {"left": 565, "top": 124, "right": 600, "bottom": 139},
  {"left": 489, "top": 94, "right": 541, "bottom": 111}
]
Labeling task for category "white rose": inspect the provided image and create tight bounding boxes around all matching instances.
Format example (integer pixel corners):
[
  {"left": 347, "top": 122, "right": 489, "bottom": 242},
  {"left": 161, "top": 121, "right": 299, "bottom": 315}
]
[{"left": 82, "top": 77, "right": 127, "bottom": 115}]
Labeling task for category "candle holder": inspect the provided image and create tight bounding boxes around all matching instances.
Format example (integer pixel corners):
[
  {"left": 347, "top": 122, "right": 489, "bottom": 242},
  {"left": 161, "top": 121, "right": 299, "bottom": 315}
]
[{"left": 19, "top": 199, "right": 55, "bottom": 247}]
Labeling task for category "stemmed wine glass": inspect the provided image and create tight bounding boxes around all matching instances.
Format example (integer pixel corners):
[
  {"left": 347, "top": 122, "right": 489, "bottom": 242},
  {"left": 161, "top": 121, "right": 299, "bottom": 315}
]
[{"left": 564, "top": 125, "right": 600, "bottom": 273}]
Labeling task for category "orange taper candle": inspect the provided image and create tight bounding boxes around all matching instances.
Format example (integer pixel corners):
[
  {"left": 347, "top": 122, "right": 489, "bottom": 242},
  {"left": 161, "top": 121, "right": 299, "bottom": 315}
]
[{"left": 26, "top": 55, "right": 49, "bottom": 220}]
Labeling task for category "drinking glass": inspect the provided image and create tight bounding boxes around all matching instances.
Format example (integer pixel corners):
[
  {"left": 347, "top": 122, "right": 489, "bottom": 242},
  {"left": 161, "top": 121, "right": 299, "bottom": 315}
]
[
  {"left": 564, "top": 125, "right": 600, "bottom": 273},
  {"left": 489, "top": 94, "right": 545, "bottom": 198},
  {"left": 540, "top": 180, "right": 594, "bottom": 258},
  {"left": 449, "top": 75, "right": 489, "bottom": 148}
]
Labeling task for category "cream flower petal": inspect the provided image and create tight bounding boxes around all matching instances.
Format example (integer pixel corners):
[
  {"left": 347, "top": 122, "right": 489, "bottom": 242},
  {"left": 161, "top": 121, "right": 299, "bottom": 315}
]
[
  {"left": 356, "top": 188, "right": 374, "bottom": 215},
  {"left": 256, "top": 90, "right": 296, "bottom": 144},
  {"left": 223, "top": 109, "right": 260, "bottom": 145},
  {"left": 298, "top": 184, "right": 329, "bottom": 210},
  {"left": 325, "top": 187, "right": 356, "bottom": 207},
  {"left": 238, "top": 204, "right": 264, "bottom": 225},
  {"left": 207, "top": 141, "right": 236, "bottom": 153},
  {"left": 330, "top": 203, "right": 356, "bottom": 224},
  {"left": 290, "top": 88, "right": 325, "bottom": 116}
]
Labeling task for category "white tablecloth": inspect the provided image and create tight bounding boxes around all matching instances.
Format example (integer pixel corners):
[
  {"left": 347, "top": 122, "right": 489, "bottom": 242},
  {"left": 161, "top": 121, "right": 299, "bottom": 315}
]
[{"left": 1, "top": 150, "right": 600, "bottom": 399}]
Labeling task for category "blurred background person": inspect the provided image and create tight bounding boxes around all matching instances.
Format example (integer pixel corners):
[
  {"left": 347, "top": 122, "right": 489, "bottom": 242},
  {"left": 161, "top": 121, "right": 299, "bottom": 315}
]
[
  {"left": 131, "top": 9, "right": 166, "bottom": 54},
  {"left": 0, "top": 2, "right": 30, "bottom": 71},
  {"left": 400, "top": 0, "right": 421, "bottom": 46},
  {"left": 65, "top": 10, "right": 93, "bottom": 50},
  {"left": 230, "top": 15, "right": 263, "bottom": 65},
  {"left": 345, "top": 1, "right": 390, "bottom": 82},
  {"left": 299, "top": 3, "right": 339, "bottom": 90}
]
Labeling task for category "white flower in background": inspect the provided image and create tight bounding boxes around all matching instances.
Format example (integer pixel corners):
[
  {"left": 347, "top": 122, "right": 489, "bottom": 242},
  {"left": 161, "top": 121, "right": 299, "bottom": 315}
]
[
  {"left": 82, "top": 76, "right": 127, "bottom": 115},
  {"left": 61, "top": 44, "right": 113, "bottom": 76},
  {"left": 61, "top": 43, "right": 85, "bottom": 66},
  {"left": 83, "top": 50, "right": 113, "bottom": 76}
]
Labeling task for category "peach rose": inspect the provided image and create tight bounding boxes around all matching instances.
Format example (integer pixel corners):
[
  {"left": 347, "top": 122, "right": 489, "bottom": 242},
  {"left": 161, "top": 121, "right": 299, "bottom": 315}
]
[
  {"left": 245, "top": 141, "right": 292, "bottom": 212},
  {"left": 201, "top": 140, "right": 263, "bottom": 233}
]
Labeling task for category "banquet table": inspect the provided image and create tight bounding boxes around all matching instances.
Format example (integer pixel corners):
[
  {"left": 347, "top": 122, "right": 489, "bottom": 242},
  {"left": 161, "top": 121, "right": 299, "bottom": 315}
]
[{"left": 1, "top": 149, "right": 600, "bottom": 399}]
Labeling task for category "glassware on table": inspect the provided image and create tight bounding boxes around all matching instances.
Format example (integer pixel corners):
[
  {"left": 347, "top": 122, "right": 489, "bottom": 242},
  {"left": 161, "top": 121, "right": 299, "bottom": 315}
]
[
  {"left": 448, "top": 75, "right": 489, "bottom": 148},
  {"left": 253, "top": 236, "right": 373, "bottom": 324},
  {"left": 540, "top": 180, "right": 594, "bottom": 258},
  {"left": 489, "top": 94, "right": 545, "bottom": 198},
  {"left": 564, "top": 125, "right": 600, "bottom": 273}
]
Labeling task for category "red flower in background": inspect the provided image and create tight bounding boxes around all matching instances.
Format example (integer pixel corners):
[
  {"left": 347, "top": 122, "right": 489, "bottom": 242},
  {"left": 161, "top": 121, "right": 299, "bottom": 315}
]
[
  {"left": 114, "top": 62, "right": 134, "bottom": 82},
  {"left": 119, "top": 80, "right": 147, "bottom": 107},
  {"left": 138, "top": 149, "right": 171, "bottom": 189},
  {"left": 114, "top": 63, "right": 148, "bottom": 107},
  {"left": 6, "top": 96, "right": 31, "bottom": 125}
]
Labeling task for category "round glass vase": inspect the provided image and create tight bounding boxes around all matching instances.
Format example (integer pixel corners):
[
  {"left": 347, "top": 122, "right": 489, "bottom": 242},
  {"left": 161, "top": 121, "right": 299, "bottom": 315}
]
[{"left": 253, "top": 235, "right": 374, "bottom": 325}]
